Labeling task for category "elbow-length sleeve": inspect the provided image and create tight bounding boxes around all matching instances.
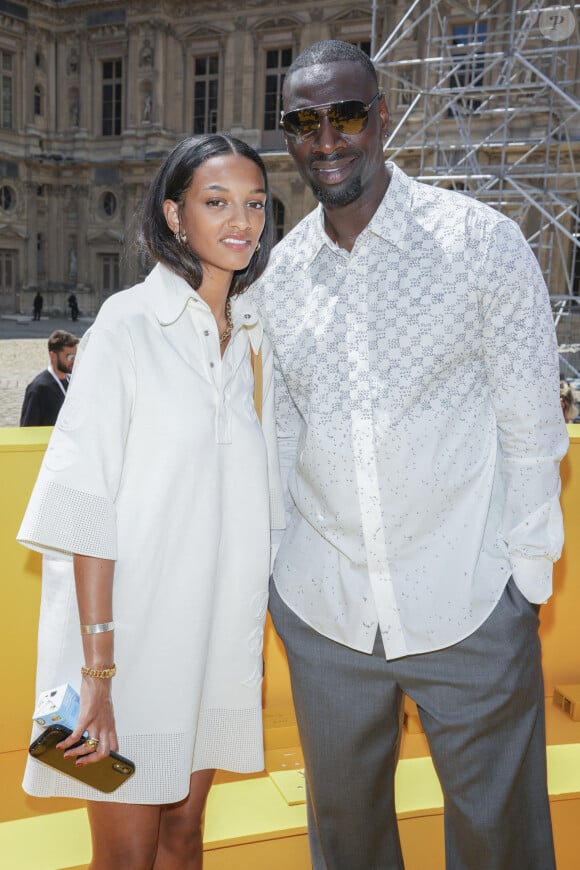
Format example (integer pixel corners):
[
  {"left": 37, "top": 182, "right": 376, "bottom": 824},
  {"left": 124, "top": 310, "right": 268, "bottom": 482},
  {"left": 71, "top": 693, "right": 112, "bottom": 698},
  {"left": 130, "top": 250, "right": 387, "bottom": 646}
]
[{"left": 17, "top": 321, "right": 136, "bottom": 561}]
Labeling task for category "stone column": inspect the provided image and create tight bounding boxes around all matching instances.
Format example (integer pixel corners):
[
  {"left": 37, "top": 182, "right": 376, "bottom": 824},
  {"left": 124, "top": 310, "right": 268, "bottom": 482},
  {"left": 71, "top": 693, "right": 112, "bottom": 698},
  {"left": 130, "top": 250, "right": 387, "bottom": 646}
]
[
  {"left": 25, "top": 182, "right": 38, "bottom": 289},
  {"left": 75, "top": 184, "right": 90, "bottom": 294},
  {"left": 46, "top": 184, "right": 62, "bottom": 288}
]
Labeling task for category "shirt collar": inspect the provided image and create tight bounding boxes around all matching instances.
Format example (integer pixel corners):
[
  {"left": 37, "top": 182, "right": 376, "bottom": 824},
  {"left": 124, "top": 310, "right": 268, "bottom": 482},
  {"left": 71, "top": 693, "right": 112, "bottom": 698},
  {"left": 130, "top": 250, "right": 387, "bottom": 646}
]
[
  {"left": 47, "top": 364, "right": 68, "bottom": 393},
  {"left": 302, "top": 161, "right": 412, "bottom": 263},
  {"left": 365, "top": 162, "right": 411, "bottom": 252}
]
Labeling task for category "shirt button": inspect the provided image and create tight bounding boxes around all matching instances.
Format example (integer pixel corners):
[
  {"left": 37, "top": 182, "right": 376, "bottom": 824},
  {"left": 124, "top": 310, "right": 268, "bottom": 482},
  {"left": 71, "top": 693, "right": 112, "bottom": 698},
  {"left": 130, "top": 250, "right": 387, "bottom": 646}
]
[
  {"left": 203, "top": 330, "right": 209, "bottom": 336},
  {"left": 209, "top": 362, "right": 215, "bottom": 368},
  {"left": 244, "top": 314, "right": 251, "bottom": 320}
]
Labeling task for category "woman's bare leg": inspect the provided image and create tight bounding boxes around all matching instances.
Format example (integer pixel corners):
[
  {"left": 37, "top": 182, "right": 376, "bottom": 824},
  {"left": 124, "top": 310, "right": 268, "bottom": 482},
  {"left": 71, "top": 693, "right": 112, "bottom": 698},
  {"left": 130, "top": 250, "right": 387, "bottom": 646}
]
[
  {"left": 86, "top": 769, "right": 215, "bottom": 870},
  {"left": 87, "top": 801, "right": 162, "bottom": 870},
  {"left": 155, "top": 769, "right": 216, "bottom": 870}
]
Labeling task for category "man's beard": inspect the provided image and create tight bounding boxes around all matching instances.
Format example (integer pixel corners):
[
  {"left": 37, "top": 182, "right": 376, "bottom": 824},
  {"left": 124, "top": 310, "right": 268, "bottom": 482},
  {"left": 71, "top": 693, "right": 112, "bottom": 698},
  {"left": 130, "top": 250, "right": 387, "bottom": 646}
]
[
  {"left": 55, "top": 360, "right": 71, "bottom": 376},
  {"left": 310, "top": 176, "right": 362, "bottom": 208}
]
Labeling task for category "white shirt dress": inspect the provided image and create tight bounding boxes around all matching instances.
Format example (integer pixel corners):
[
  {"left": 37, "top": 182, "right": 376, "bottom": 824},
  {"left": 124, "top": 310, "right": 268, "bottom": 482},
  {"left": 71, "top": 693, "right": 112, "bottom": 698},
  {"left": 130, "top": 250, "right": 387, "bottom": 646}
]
[{"left": 18, "top": 263, "right": 284, "bottom": 804}]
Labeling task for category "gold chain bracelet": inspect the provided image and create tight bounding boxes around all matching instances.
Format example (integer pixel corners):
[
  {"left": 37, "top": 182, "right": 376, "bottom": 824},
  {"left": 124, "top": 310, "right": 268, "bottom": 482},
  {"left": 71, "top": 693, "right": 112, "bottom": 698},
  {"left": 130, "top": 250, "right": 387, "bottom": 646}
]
[{"left": 81, "top": 664, "right": 117, "bottom": 679}]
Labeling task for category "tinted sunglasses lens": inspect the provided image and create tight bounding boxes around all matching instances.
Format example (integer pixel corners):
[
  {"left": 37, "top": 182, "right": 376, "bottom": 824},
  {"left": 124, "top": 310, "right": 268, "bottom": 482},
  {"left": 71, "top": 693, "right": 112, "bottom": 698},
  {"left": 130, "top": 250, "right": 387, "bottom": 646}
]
[
  {"left": 328, "top": 100, "right": 369, "bottom": 133},
  {"left": 282, "top": 108, "right": 320, "bottom": 137},
  {"left": 282, "top": 100, "right": 373, "bottom": 138}
]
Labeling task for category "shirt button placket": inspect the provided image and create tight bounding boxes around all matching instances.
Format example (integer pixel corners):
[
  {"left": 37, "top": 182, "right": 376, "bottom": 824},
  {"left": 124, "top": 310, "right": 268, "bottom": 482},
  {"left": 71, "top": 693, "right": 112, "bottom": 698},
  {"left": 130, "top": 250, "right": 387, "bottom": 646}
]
[{"left": 345, "top": 260, "right": 405, "bottom": 658}]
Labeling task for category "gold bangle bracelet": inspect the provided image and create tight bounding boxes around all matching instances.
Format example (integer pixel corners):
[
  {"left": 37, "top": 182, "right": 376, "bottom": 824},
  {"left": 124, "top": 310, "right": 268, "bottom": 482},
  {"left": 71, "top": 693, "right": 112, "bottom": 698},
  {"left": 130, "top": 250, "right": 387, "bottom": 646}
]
[{"left": 81, "top": 664, "right": 116, "bottom": 679}]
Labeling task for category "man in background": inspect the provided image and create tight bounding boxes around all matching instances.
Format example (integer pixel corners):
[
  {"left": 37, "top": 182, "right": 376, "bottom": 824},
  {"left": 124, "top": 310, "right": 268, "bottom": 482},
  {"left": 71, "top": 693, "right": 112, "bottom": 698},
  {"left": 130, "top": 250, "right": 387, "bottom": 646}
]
[
  {"left": 68, "top": 292, "right": 79, "bottom": 322},
  {"left": 20, "top": 329, "right": 79, "bottom": 426},
  {"left": 32, "top": 291, "right": 43, "bottom": 321}
]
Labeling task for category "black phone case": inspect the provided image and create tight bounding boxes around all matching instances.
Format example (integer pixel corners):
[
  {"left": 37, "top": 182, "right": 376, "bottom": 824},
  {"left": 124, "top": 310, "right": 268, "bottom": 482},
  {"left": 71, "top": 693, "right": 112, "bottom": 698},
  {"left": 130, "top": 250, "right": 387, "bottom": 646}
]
[{"left": 29, "top": 723, "right": 135, "bottom": 793}]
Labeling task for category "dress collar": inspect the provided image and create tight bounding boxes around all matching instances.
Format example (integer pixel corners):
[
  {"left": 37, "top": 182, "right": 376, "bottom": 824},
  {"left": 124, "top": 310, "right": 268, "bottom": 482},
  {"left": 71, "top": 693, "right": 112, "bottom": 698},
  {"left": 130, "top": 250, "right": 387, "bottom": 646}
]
[
  {"left": 231, "top": 296, "right": 264, "bottom": 352},
  {"left": 149, "top": 262, "right": 264, "bottom": 350},
  {"left": 150, "top": 263, "right": 197, "bottom": 326}
]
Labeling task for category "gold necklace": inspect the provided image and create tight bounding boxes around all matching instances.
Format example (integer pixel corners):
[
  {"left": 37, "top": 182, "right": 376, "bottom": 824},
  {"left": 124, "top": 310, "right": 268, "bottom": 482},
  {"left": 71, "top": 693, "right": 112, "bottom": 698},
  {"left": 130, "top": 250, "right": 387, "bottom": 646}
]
[{"left": 219, "top": 298, "right": 233, "bottom": 344}]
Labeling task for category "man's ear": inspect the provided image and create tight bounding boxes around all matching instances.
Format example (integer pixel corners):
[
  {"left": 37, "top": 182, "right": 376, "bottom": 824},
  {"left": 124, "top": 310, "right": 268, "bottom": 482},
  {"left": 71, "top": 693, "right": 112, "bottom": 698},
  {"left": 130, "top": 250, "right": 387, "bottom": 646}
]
[
  {"left": 163, "top": 199, "right": 179, "bottom": 234},
  {"left": 378, "top": 95, "right": 390, "bottom": 140}
]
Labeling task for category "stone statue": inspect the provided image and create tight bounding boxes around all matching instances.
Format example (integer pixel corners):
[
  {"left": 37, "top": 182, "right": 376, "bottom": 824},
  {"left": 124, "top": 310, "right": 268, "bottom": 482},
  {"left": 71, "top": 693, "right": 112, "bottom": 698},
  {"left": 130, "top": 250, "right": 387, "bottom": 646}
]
[{"left": 143, "top": 93, "right": 152, "bottom": 122}]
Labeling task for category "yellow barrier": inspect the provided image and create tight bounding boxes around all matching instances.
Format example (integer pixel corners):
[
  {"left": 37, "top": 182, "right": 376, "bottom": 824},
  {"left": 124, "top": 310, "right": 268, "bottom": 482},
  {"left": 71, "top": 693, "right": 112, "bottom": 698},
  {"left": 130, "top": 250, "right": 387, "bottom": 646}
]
[{"left": 1, "top": 426, "right": 579, "bottom": 869}]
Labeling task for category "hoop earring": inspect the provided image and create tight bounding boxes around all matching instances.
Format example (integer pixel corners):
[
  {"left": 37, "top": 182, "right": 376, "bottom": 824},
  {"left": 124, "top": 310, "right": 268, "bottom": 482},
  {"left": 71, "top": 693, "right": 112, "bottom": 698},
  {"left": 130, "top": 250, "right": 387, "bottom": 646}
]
[
  {"left": 255, "top": 241, "right": 261, "bottom": 252},
  {"left": 174, "top": 230, "right": 187, "bottom": 244}
]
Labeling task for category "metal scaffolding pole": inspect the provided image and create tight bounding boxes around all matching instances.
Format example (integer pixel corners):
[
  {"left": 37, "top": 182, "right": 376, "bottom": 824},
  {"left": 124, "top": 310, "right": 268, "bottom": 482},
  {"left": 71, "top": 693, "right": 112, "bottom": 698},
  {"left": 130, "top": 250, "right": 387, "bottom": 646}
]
[{"left": 372, "top": 0, "right": 580, "bottom": 366}]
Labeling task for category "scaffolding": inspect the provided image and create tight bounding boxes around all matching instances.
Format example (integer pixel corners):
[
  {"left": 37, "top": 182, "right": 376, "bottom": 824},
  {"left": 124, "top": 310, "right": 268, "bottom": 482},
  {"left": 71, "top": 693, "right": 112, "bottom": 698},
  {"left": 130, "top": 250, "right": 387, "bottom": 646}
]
[{"left": 371, "top": 0, "right": 580, "bottom": 373}]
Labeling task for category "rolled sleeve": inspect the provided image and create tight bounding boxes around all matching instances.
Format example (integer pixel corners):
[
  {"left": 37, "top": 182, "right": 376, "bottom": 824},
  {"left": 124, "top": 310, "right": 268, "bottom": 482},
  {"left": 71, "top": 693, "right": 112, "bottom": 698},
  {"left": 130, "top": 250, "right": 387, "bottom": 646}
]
[{"left": 479, "top": 218, "right": 568, "bottom": 602}]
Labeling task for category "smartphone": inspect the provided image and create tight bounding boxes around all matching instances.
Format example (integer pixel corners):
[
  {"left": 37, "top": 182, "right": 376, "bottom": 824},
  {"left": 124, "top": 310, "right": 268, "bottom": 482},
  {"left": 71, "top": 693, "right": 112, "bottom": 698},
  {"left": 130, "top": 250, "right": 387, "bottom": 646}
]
[{"left": 29, "top": 723, "right": 135, "bottom": 793}]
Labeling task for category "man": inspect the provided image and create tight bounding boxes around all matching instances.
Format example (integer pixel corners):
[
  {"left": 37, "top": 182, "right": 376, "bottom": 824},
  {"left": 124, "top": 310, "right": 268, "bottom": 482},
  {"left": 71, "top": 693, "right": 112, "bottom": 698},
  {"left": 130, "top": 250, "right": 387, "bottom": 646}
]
[
  {"left": 248, "top": 41, "right": 568, "bottom": 869},
  {"left": 68, "top": 292, "right": 79, "bottom": 322},
  {"left": 32, "top": 291, "right": 43, "bottom": 321},
  {"left": 560, "top": 379, "right": 579, "bottom": 422},
  {"left": 20, "top": 329, "right": 79, "bottom": 426}
]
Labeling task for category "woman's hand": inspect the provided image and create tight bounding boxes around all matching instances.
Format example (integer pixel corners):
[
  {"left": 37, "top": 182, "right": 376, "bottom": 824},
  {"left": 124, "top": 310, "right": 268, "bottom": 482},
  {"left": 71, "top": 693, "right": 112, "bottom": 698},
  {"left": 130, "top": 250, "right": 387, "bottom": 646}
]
[{"left": 59, "top": 675, "right": 119, "bottom": 766}]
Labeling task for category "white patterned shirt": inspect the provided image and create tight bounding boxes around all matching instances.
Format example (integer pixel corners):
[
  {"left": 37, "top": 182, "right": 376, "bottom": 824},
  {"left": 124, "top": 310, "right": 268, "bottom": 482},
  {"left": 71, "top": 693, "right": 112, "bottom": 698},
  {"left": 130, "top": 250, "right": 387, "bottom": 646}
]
[{"left": 247, "top": 162, "right": 568, "bottom": 659}]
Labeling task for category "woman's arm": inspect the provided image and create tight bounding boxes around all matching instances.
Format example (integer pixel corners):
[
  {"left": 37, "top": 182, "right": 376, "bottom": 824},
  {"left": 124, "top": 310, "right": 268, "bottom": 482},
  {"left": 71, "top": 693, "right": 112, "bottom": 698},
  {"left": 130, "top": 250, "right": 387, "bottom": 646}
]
[{"left": 59, "top": 554, "right": 119, "bottom": 766}]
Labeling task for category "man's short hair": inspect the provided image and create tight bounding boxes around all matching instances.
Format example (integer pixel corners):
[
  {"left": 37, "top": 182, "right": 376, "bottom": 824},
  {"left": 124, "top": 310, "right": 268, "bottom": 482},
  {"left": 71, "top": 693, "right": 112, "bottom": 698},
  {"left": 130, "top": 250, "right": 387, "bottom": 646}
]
[
  {"left": 48, "top": 330, "right": 79, "bottom": 353},
  {"left": 285, "top": 40, "right": 378, "bottom": 89}
]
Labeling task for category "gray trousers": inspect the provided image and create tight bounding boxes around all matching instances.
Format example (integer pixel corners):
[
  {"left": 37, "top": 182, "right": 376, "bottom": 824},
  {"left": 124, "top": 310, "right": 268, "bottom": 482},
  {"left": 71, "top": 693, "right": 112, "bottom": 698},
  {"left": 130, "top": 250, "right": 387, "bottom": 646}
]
[{"left": 269, "top": 577, "right": 555, "bottom": 870}]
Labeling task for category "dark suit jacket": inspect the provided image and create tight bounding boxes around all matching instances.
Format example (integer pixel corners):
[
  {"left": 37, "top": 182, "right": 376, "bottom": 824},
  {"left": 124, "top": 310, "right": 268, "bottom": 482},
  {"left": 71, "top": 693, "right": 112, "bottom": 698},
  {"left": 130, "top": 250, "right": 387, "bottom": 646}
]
[{"left": 20, "top": 369, "right": 66, "bottom": 426}]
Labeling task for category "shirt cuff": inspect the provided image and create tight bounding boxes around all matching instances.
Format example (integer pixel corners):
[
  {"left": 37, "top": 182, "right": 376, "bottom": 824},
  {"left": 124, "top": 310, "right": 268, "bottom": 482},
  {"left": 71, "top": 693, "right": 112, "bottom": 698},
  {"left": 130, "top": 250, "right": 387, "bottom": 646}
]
[{"left": 511, "top": 555, "right": 554, "bottom": 604}]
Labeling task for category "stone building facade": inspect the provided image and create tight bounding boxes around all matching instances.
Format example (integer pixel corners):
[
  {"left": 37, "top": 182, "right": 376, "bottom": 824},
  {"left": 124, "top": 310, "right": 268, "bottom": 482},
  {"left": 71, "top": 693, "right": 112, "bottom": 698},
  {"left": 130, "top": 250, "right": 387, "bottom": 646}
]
[
  {"left": 0, "top": 0, "right": 379, "bottom": 316},
  {"left": 0, "top": 0, "right": 578, "bottom": 316}
]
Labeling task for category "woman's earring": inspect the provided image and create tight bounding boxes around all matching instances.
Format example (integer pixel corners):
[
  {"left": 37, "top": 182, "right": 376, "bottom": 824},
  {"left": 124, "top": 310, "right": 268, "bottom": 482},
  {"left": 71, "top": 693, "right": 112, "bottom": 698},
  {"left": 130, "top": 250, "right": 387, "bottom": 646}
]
[
  {"left": 174, "top": 230, "right": 187, "bottom": 244},
  {"left": 255, "top": 241, "right": 261, "bottom": 252}
]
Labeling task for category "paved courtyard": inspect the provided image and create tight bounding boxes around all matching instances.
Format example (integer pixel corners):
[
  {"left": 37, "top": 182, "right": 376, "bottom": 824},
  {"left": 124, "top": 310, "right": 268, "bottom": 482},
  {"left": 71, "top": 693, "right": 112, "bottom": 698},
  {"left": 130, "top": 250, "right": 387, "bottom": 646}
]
[{"left": 0, "top": 315, "right": 93, "bottom": 427}]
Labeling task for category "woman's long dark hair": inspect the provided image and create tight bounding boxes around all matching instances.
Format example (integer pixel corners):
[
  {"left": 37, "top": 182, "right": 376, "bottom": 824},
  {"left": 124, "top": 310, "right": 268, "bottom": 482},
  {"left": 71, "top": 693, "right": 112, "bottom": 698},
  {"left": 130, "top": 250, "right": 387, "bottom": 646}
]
[{"left": 141, "top": 134, "right": 274, "bottom": 296}]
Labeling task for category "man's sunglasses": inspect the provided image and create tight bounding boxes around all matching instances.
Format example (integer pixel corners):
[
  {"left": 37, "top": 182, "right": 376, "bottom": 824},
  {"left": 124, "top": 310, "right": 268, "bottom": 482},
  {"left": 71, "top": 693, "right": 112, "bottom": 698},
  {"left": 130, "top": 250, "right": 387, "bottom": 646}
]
[{"left": 280, "top": 93, "right": 382, "bottom": 141}]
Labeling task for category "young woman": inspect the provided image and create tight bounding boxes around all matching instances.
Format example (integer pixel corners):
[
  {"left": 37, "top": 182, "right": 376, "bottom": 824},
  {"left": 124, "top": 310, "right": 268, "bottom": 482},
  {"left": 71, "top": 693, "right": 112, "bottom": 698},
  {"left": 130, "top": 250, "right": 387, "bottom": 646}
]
[{"left": 18, "top": 134, "right": 284, "bottom": 869}]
